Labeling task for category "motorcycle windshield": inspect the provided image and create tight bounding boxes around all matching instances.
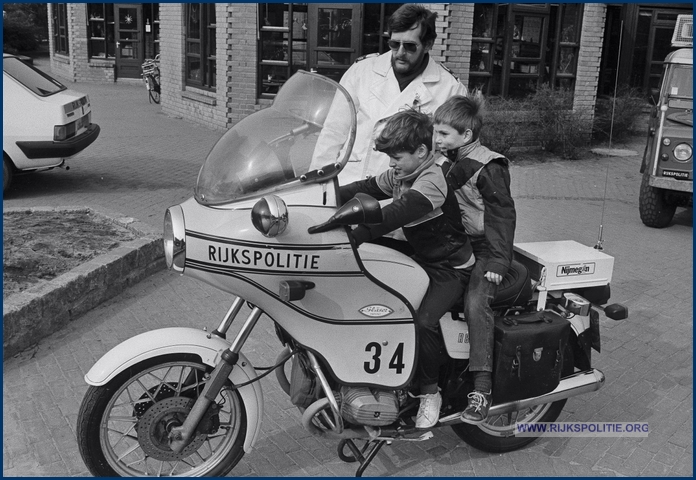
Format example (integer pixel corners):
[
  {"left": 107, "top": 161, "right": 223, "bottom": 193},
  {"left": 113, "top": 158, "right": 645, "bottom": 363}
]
[{"left": 195, "top": 70, "right": 356, "bottom": 205}]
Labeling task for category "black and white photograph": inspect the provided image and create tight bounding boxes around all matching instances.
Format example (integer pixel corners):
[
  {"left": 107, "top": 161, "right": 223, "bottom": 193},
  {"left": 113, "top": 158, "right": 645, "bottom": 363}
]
[{"left": 3, "top": 3, "right": 692, "bottom": 477}]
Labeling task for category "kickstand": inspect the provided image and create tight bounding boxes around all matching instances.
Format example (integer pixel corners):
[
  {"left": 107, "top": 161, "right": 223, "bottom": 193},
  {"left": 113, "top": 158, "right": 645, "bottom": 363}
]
[{"left": 338, "top": 438, "right": 387, "bottom": 477}]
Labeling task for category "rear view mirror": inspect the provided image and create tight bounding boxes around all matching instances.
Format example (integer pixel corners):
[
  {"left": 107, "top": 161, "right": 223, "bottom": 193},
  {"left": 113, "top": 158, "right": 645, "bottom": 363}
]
[{"left": 308, "top": 193, "right": 382, "bottom": 234}]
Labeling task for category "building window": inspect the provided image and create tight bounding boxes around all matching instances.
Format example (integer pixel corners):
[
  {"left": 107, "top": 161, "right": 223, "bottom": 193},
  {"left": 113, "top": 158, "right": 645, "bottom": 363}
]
[
  {"left": 257, "top": 3, "right": 401, "bottom": 98},
  {"left": 185, "top": 3, "right": 216, "bottom": 89},
  {"left": 362, "top": 3, "right": 403, "bottom": 55},
  {"left": 52, "top": 3, "right": 69, "bottom": 55},
  {"left": 144, "top": 4, "right": 160, "bottom": 59},
  {"left": 87, "top": 4, "right": 115, "bottom": 59},
  {"left": 469, "top": 4, "right": 582, "bottom": 99},
  {"left": 258, "top": 3, "right": 308, "bottom": 97}
]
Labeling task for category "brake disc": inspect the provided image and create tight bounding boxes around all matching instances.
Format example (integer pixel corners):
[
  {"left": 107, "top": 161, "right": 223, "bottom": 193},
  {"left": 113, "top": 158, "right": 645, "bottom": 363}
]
[{"left": 136, "top": 396, "right": 207, "bottom": 461}]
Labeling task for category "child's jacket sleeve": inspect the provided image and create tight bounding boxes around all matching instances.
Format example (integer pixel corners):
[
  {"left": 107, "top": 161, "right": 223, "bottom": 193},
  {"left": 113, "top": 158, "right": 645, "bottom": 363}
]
[
  {"left": 339, "top": 172, "right": 438, "bottom": 245},
  {"left": 477, "top": 160, "right": 516, "bottom": 276}
]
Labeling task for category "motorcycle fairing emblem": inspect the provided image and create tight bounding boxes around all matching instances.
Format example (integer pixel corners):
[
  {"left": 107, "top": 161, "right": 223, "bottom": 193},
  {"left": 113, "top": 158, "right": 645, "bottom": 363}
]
[{"left": 359, "top": 305, "right": 394, "bottom": 318}]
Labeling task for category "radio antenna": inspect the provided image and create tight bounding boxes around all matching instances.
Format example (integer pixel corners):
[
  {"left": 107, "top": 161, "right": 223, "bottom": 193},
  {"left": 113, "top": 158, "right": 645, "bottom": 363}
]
[{"left": 595, "top": 167, "right": 610, "bottom": 250}]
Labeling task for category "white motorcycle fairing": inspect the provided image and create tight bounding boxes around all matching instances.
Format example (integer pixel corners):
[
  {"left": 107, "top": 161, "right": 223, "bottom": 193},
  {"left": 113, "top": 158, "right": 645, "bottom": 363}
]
[
  {"left": 84, "top": 327, "right": 263, "bottom": 453},
  {"left": 179, "top": 191, "right": 429, "bottom": 389}
]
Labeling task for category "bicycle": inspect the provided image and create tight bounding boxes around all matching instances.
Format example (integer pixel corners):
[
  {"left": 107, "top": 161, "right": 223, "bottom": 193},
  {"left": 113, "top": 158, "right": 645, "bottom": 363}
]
[{"left": 141, "top": 54, "right": 161, "bottom": 104}]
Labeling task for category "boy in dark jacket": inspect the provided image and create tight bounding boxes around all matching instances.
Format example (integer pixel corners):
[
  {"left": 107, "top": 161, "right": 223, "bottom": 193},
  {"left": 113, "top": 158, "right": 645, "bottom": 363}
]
[
  {"left": 433, "top": 93, "right": 517, "bottom": 424},
  {"left": 340, "top": 109, "right": 474, "bottom": 428}
]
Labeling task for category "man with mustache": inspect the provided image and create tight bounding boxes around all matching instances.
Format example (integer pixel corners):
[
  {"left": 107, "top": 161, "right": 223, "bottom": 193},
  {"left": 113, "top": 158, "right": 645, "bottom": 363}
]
[{"left": 336, "top": 3, "right": 468, "bottom": 185}]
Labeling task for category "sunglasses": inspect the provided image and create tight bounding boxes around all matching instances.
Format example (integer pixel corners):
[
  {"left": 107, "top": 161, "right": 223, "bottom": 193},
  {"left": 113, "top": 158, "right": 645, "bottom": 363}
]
[{"left": 387, "top": 40, "right": 421, "bottom": 54}]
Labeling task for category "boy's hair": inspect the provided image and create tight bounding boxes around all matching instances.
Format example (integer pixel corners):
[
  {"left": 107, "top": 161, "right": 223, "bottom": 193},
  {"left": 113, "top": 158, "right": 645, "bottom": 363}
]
[
  {"left": 388, "top": 4, "right": 438, "bottom": 48},
  {"left": 433, "top": 91, "right": 485, "bottom": 139},
  {"left": 374, "top": 109, "right": 433, "bottom": 157}
]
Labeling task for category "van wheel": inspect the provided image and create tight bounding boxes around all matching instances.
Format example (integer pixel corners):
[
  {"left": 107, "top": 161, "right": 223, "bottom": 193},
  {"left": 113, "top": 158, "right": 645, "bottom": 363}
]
[
  {"left": 3, "top": 155, "right": 13, "bottom": 193},
  {"left": 639, "top": 172, "right": 676, "bottom": 228}
]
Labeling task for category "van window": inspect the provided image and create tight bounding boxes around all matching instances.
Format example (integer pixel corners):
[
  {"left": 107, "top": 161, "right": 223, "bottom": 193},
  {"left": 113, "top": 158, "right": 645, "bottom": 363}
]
[{"left": 3, "top": 57, "right": 67, "bottom": 97}]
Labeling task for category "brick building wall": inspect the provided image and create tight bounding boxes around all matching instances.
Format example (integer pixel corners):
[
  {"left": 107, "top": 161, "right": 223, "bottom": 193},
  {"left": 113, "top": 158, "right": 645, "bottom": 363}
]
[
  {"left": 574, "top": 3, "right": 607, "bottom": 123},
  {"left": 225, "top": 3, "right": 265, "bottom": 126},
  {"left": 50, "top": 2, "right": 609, "bottom": 142},
  {"left": 47, "top": 3, "right": 73, "bottom": 81},
  {"left": 160, "top": 3, "right": 229, "bottom": 131},
  {"left": 47, "top": 4, "right": 116, "bottom": 83},
  {"left": 443, "top": 3, "right": 474, "bottom": 86}
]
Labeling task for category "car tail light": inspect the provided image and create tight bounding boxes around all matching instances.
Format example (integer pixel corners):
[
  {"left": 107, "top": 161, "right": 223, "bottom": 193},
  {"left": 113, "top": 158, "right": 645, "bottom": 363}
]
[
  {"left": 54, "top": 112, "right": 90, "bottom": 141},
  {"left": 54, "top": 121, "right": 77, "bottom": 141}
]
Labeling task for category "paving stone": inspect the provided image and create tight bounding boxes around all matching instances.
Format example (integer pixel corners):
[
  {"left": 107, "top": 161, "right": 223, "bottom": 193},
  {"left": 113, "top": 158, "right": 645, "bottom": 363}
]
[{"left": 2, "top": 73, "right": 691, "bottom": 477}]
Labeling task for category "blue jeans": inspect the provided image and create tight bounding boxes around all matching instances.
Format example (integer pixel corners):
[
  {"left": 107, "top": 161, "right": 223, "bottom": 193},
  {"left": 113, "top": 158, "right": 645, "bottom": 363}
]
[
  {"left": 416, "top": 259, "right": 473, "bottom": 387},
  {"left": 464, "top": 246, "right": 497, "bottom": 373}
]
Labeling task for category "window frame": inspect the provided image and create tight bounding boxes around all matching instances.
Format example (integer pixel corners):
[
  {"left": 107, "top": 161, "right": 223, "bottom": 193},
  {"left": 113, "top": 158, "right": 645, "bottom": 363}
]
[
  {"left": 257, "top": 3, "right": 401, "bottom": 99},
  {"left": 468, "top": 3, "right": 583, "bottom": 100},
  {"left": 87, "top": 4, "right": 115, "bottom": 60},
  {"left": 185, "top": 3, "right": 216, "bottom": 90},
  {"left": 52, "top": 3, "right": 69, "bottom": 56}
]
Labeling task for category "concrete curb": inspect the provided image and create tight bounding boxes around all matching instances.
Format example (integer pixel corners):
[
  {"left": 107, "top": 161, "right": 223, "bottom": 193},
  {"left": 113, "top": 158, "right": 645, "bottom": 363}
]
[{"left": 2, "top": 206, "right": 165, "bottom": 359}]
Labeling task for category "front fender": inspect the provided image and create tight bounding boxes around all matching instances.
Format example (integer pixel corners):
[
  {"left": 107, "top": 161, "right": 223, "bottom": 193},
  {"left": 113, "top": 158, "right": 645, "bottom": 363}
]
[{"left": 84, "top": 327, "right": 264, "bottom": 454}]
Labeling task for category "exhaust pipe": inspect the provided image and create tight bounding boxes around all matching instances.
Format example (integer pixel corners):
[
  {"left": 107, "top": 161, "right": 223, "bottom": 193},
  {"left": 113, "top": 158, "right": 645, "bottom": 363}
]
[
  {"left": 489, "top": 368, "right": 605, "bottom": 416},
  {"left": 440, "top": 369, "right": 605, "bottom": 423},
  {"left": 303, "top": 369, "right": 605, "bottom": 438}
]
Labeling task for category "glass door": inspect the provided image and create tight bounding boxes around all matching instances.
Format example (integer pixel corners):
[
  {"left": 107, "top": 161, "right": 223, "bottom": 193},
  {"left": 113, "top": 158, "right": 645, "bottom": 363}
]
[
  {"left": 115, "top": 4, "right": 143, "bottom": 79},
  {"left": 308, "top": 4, "right": 362, "bottom": 83}
]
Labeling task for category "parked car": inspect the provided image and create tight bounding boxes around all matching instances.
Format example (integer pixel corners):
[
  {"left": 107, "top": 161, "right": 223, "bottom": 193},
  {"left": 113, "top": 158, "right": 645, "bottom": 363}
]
[
  {"left": 3, "top": 53, "right": 100, "bottom": 192},
  {"left": 639, "top": 15, "right": 693, "bottom": 227}
]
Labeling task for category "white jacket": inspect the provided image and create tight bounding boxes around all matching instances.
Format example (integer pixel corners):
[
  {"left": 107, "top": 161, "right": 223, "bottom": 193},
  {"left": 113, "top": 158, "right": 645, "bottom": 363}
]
[{"left": 336, "top": 51, "right": 468, "bottom": 184}]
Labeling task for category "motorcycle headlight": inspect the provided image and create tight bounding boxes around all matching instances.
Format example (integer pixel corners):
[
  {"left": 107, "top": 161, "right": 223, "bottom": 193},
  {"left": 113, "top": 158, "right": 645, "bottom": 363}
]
[
  {"left": 251, "top": 195, "right": 288, "bottom": 237},
  {"left": 673, "top": 143, "right": 692, "bottom": 162},
  {"left": 164, "top": 206, "right": 186, "bottom": 272}
]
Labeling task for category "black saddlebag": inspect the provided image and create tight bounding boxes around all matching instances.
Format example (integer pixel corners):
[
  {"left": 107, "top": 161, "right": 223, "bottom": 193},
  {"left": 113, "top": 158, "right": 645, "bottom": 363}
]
[{"left": 492, "top": 310, "right": 571, "bottom": 404}]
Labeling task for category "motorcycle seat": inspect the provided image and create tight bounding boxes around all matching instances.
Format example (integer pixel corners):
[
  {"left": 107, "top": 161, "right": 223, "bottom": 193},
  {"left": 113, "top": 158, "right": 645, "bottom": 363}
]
[{"left": 450, "top": 259, "right": 533, "bottom": 313}]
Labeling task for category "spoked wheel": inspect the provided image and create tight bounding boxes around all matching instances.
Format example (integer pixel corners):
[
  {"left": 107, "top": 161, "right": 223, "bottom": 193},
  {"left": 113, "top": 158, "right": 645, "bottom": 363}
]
[
  {"left": 149, "top": 85, "right": 161, "bottom": 104},
  {"left": 146, "top": 76, "right": 161, "bottom": 104},
  {"left": 451, "top": 399, "right": 566, "bottom": 453},
  {"left": 452, "top": 344, "right": 574, "bottom": 453},
  {"left": 77, "top": 354, "right": 247, "bottom": 477}
]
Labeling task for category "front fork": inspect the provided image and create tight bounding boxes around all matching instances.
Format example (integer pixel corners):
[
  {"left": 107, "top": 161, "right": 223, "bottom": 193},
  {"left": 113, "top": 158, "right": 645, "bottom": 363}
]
[{"left": 169, "top": 297, "right": 258, "bottom": 453}]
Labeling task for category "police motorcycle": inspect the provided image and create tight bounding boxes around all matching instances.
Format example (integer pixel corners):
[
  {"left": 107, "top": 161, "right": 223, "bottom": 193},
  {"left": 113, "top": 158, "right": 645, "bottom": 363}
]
[{"left": 76, "top": 71, "right": 628, "bottom": 477}]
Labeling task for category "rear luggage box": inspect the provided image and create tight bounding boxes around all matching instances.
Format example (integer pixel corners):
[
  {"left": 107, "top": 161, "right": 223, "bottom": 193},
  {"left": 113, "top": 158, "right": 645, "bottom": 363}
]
[{"left": 513, "top": 240, "right": 615, "bottom": 291}]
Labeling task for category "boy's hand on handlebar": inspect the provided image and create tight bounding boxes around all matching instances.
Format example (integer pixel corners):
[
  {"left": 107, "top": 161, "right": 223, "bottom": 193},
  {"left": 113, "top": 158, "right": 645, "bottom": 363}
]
[{"left": 485, "top": 271, "right": 503, "bottom": 285}]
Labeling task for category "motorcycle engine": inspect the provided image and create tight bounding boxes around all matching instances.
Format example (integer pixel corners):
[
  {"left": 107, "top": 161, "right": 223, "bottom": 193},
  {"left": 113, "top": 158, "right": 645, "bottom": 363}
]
[{"left": 340, "top": 386, "right": 399, "bottom": 427}]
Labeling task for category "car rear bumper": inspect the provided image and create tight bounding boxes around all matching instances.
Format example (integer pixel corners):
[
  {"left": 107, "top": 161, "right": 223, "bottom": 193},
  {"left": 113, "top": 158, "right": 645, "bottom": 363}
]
[{"left": 15, "top": 123, "right": 100, "bottom": 160}]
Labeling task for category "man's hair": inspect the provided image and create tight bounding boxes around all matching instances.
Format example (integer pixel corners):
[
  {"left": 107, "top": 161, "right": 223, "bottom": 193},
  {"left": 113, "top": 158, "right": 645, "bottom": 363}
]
[
  {"left": 433, "top": 91, "right": 486, "bottom": 139},
  {"left": 388, "top": 4, "right": 438, "bottom": 47},
  {"left": 375, "top": 109, "right": 433, "bottom": 157}
]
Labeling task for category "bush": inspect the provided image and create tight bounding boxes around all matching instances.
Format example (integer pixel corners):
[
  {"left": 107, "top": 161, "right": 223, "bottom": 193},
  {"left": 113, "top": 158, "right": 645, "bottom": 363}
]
[
  {"left": 593, "top": 86, "right": 647, "bottom": 142},
  {"left": 521, "top": 84, "right": 591, "bottom": 159},
  {"left": 480, "top": 97, "right": 530, "bottom": 158},
  {"left": 3, "top": 6, "right": 44, "bottom": 54}
]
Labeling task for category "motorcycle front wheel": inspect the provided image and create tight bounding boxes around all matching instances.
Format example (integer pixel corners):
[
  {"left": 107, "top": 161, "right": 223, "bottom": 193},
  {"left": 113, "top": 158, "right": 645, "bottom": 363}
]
[{"left": 77, "top": 354, "right": 247, "bottom": 477}]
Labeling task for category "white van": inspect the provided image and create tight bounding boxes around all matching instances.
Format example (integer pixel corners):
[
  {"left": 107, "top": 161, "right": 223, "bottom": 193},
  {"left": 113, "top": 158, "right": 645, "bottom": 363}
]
[{"left": 3, "top": 54, "right": 100, "bottom": 192}]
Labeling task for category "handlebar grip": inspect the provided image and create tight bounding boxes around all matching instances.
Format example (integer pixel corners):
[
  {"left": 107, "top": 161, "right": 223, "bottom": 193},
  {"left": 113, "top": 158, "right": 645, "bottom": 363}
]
[{"left": 308, "top": 220, "right": 338, "bottom": 234}]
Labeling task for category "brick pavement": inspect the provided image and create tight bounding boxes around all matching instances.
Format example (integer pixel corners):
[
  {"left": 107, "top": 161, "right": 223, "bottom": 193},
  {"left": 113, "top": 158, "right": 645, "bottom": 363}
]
[{"left": 3, "top": 64, "right": 693, "bottom": 476}]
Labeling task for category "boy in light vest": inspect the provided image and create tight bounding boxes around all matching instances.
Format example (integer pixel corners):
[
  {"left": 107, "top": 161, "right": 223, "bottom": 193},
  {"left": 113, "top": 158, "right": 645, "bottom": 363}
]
[
  {"left": 340, "top": 108, "right": 474, "bottom": 428},
  {"left": 433, "top": 93, "right": 517, "bottom": 424}
]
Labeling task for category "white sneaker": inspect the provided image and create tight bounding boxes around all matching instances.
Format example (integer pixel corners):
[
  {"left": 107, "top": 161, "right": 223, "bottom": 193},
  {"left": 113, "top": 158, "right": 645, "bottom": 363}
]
[{"left": 414, "top": 392, "right": 442, "bottom": 429}]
